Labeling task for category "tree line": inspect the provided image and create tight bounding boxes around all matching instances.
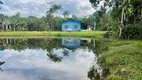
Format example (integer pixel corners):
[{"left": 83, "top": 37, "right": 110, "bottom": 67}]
[{"left": 0, "top": 3, "right": 95, "bottom": 31}]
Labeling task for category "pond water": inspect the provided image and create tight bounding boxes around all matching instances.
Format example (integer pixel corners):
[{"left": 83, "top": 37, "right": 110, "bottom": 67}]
[{"left": 0, "top": 38, "right": 103, "bottom": 80}]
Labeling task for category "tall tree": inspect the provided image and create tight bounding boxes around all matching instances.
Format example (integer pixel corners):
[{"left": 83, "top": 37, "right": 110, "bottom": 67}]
[
  {"left": 72, "top": 14, "right": 77, "bottom": 19},
  {"left": 0, "top": 0, "right": 3, "bottom": 4},
  {"left": 63, "top": 11, "right": 70, "bottom": 18},
  {"left": 46, "top": 4, "right": 62, "bottom": 31},
  {"left": 90, "top": 0, "right": 142, "bottom": 37},
  {"left": 46, "top": 8, "right": 55, "bottom": 31},
  {"left": 52, "top": 4, "right": 62, "bottom": 17},
  {"left": 15, "top": 12, "right": 20, "bottom": 18},
  {"left": 46, "top": 8, "right": 55, "bottom": 16}
]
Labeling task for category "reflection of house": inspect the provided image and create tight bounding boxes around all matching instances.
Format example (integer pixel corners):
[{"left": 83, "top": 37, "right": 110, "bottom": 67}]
[
  {"left": 62, "top": 38, "right": 89, "bottom": 50},
  {"left": 62, "top": 19, "right": 91, "bottom": 32},
  {"left": 62, "top": 38, "right": 81, "bottom": 49}
]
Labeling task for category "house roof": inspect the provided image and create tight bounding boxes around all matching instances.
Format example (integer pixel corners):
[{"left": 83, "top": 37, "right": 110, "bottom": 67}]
[{"left": 62, "top": 19, "right": 88, "bottom": 25}]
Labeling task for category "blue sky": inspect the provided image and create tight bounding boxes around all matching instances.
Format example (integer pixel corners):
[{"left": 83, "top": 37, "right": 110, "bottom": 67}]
[{"left": 0, "top": 0, "right": 95, "bottom": 17}]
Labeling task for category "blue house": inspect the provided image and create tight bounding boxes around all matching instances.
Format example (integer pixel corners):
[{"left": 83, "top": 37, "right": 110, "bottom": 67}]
[{"left": 62, "top": 19, "right": 90, "bottom": 32}]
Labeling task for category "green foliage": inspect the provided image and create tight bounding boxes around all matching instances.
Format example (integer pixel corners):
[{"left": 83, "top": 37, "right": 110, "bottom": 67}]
[
  {"left": 121, "top": 23, "right": 142, "bottom": 40},
  {"left": 79, "top": 15, "right": 94, "bottom": 28},
  {"left": 109, "top": 75, "right": 121, "bottom": 80},
  {"left": 90, "top": 0, "right": 142, "bottom": 40},
  {"left": 101, "top": 40, "right": 142, "bottom": 79},
  {"left": 96, "top": 14, "right": 117, "bottom": 31}
]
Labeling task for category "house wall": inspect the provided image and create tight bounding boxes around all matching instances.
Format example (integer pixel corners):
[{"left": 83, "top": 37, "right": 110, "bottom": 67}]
[{"left": 62, "top": 20, "right": 81, "bottom": 32}]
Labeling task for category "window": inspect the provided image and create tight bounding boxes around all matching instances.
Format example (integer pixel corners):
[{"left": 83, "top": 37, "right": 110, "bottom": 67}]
[
  {"left": 64, "top": 25, "right": 68, "bottom": 29},
  {"left": 74, "top": 25, "right": 78, "bottom": 29}
]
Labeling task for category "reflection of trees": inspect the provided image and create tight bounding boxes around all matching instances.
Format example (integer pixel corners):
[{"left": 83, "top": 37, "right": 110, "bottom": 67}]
[
  {"left": 0, "top": 38, "right": 61, "bottom": 51},
  {"left": 0, "top": 61, "right": 5, "bottom": 71},
  {"left": 95, "top": 39, "right": 109, "bottom": 55},
  {"left": 88, "top": 66, "right": 100, "bottom": 80},
  {"left": 27, "top": 38, "right": 61, "bottom": 52},
  {"left": 0, "top": 39, "right": 28, "bottom": 51},
  {"left": 0, "top": 38, "right": 109, "bottom": 79},
  {"left": 88, "top": 39, "right": 110, "bottom": 80},
  {"left": 88, "top": 65, "right": 110, "bottom": 80},
  {"left": 0, "top": 38, "right": 99, "bottom": 53},
  {"left": 62, "top": 49, "right": 69, "bottom": 56},
  {"left": 46, "top": 48, "right": 70, "bottom": 62},
  {"left": 0, "top": 38, "right": 107, "bottom": 65},
  {"left": 47, "top": 52, "right": 63, "bottom": 62}
]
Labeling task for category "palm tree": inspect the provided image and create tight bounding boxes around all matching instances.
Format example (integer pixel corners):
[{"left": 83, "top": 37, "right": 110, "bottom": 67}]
[
  {"left": 0, "top": 0, "right": 3, "bottom": 4},
  {"left": 63, "top": 11, "right": 70, "bottom": 18},
  {"left": 51, "top": 4, "right": 62, "bottom": 17},
  {"left": 46, "top": 8, "right": 55, "bottom": 31},
  {"left": 72, "top": 14, "right": 77, "bottom": 19},
  {"left": 46, "top": 8, "right": 55, "bottom": 16}
]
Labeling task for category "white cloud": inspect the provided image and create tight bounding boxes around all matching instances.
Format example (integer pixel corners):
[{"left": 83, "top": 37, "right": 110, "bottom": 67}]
[
  {"left": 0, "top": 48, "right": 96, "bottom": 80},
  {"left": 0, "top": 0, "right": 95, "bottom": 17}
]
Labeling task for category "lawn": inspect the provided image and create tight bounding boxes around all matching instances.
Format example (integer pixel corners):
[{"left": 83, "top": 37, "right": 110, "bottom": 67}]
[{"left": 0, "top": 31, "right": 106, "bottom": 38}]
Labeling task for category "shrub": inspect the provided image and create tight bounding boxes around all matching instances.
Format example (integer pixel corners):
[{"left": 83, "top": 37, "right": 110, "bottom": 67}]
[{"left": 121, "top": 23, "right": 142, "bottom": 40}]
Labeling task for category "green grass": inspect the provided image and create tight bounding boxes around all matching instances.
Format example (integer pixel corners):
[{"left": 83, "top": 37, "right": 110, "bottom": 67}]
[
  {"left": 101, "top": 39, "right": 142, "bottom": 80},
  {"left": 0, "top": 31, "right": 106, "bottom": 38}
]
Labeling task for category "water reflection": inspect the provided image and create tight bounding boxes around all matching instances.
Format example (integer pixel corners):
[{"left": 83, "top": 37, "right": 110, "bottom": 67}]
[
  {"left": 62, "top": 38, "right": 81, "bottom": 49},
  {"left": 0, "top": 38, "right": 103, "bottom": 80},
  {"left": 0, "top": 61, "right": 5, "bottom": 71}
]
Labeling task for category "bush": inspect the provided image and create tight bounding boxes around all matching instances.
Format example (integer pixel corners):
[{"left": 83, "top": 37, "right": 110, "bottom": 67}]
[{"left": 121, "top": 23, "right": 142, "bottom": 40}]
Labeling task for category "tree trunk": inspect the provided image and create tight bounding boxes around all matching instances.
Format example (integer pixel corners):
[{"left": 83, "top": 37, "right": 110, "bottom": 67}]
[
  {"left": 141, "top": 3, "right": 142, "bottom": 22},
  {"left": 94, "top": 22, "right": 96, "bottom": 31},
  {"left": 13, "top": 27, "right": 15, "bottom": 31},
  {"left": 5, "top": 24, "right": 8, "bottom": 31},
  {"left": 2, "top": 23, "right": 4, "bottom": 31},
  {"left": 119, "top": 27, "right": 123, "bottom": 38},
  {"left": 119, "top": 7, "right": 125, "bottom": 38}
]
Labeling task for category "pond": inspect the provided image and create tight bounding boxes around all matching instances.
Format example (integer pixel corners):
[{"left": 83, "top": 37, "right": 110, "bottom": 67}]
[{"left": 0, "top": 38, "right": 104, "bottom": 80}]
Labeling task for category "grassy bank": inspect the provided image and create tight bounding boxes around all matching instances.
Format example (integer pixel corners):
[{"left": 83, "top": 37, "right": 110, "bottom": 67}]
[
  {"left": 0, "top": 31, "right": 106, "bottom": 38},
  {"left": 101, "top": 39, "right": 142, "bottom": 79}
]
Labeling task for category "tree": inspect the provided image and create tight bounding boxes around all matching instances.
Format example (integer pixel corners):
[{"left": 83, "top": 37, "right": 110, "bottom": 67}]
[
  {"left": 0, "top": 0, "right": 3, "bottom": 10},
  {"left": 72, "top": 14, "right": 77, "bottom": 19},
  {"left": 0, "top": 0, "right": 3, "bottom": 4},
  {"left": 46, "top": 8, "right": 55, "bottom": 16},
  {"left": 63, "top": 11, "right": 70, "bottom": 18},
  {"left": 0, "top": 14, "right": 4, "bottom": 18},
  {"left": 46, "top": 4, "right": 63, "bottom": 31},
  {"left": 51, "top": 4, "right": 62, "bottom": 17},
  {"left": 90, "top": 0, "right": 142, "bottom": 38},
  {"left": 15, "top": 12, "right": 20, "bottom": 18},
  {"left": 115, "top": 0, "right": 142, "bottom": 37},
  {"left": 46, "top": 8, "right": 54, "bottom": 31}
]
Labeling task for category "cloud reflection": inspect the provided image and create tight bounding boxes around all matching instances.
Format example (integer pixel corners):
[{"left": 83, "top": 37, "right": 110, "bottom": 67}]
[{"left": 0, "top": 48, "right": 95, "bottom": 80}]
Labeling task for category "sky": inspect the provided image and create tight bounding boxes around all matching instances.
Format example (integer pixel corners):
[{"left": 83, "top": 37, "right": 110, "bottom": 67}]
[{"left": 0, "top": 0, "right": 96, "bottom": 17}]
